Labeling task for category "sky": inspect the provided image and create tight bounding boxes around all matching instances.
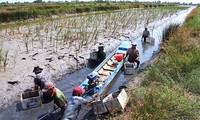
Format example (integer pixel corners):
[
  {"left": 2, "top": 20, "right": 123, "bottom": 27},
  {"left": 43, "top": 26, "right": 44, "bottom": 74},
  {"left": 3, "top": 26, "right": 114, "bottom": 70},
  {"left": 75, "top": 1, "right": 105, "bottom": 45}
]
[{"left": 0, "top": 0, "right": 199, "bottom": 4}]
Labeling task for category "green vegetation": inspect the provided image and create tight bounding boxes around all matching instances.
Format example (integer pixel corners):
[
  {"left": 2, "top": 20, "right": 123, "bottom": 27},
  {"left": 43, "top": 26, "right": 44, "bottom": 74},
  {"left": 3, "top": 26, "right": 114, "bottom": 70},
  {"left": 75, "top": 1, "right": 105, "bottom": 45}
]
[
  {"left": 185, "top": 67, "right": 200, "bottom": 94},
  {"left": 184, "top": 7, "right": 200, "bottom": 30},
  {"left": 0, "top": 2, "right": 139, "bottom": 23},
  {"left": 121, "top": 6, "right": 200, "bottom": 120},
  {"left": 162, "top": 23, "right": 180, "bottom": 41},
  {"left": 0, "top": 42, "right": 9, "bottom": 72},
  {"left": 130, "top": 86, "right": 199, "bottom": 120},
  {"left": 0, "top": 2, "right": 181, "bottom": 23}
]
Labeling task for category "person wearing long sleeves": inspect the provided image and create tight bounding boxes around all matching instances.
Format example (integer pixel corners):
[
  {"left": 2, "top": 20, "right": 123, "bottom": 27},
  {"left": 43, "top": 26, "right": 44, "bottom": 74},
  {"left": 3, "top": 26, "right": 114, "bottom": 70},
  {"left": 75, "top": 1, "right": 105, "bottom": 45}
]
[
  {"left": 42, "top": 82, "right": 68, "bottom": 119},
  {"left": 125, "top": 42, "right": 140, "bottom": 69},
  {"left": 62, "top": 86, "right": 97, "bottom": 120},
  {"left": 142, "top": 28, "right": 150, "bottom": 42}
]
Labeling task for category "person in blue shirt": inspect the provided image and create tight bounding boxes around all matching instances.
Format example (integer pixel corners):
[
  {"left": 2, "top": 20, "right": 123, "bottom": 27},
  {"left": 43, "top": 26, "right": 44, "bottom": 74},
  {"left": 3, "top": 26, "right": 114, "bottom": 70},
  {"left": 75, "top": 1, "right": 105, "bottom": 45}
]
[{"left": 62, "top": 86, "right": 97, "bottom": 120}]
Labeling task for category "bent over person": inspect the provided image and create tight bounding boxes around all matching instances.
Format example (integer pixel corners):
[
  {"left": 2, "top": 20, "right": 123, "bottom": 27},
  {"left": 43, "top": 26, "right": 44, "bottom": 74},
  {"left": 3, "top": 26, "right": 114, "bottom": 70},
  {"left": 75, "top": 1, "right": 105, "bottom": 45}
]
[
  {"left": 42, "top": 82, "right": 68, "bottom": 119},
  {"left": 125, "top": 42, "right": 140, "bottom": 69},
  {"left": 62, "top": 86, "right": 97, "bottom": 120}
]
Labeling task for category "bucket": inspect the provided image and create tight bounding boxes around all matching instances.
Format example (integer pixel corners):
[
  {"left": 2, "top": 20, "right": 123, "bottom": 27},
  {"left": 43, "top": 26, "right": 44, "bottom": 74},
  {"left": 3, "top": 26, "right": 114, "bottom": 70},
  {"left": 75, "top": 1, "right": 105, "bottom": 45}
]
[
  {"left": 115, "top": 53, "right": 124, "bottom": 62},
  {"left": 124, "top": 62, "right": 134, "bottom": 75}
]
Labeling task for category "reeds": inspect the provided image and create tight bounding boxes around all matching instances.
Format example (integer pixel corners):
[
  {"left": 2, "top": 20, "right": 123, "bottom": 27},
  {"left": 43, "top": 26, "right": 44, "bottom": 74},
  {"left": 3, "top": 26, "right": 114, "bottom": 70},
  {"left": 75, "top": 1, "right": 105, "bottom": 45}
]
[
  {"left": 0, "top": 4, "right": 185, "bottom": 62},
  {"left": 3, "top": 50, "right": 8, "bottom": 72},
  {"left": 23, "top": 34, "right": 29, "bottom": 53},
  {"left": 0, "top": 47, "right": 2, "bottom": 68},
  {"left": 0, "top": 4, "right": 187, "bottom": 73},
  {"left": 0, "top": 43, "right": 9, "bottom": 72}
]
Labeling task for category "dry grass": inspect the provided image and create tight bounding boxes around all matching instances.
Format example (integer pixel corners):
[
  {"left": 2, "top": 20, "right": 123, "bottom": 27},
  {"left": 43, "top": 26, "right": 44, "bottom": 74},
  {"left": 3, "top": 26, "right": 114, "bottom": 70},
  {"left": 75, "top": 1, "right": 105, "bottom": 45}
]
[{"left": 185, "top": 7, "right": 199, "bottom": 22}]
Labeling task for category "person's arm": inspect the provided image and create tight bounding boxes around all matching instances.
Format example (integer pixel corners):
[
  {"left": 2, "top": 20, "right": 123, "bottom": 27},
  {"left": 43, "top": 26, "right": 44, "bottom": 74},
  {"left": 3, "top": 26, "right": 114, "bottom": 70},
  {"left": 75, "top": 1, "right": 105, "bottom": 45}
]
[
  {"left": 124, "top": 48, "right": 130, "bottom": 60},
  {"left": 136, "top": 50, "right": 139, "bottom": 61},
  {"left": 34, "top": 77, "right": 39, "bottom": 90},
  {"left": 78, "top": 97, "right": 93, "bottom": 104},
  {"left": 77, "top": 93, "right": 98, "bottom": 105},
  {"left": 142, "top": 31, "right": 145, "bottom": 38},
  {"left": 148, "top": 31, "right": 150, "bottom": 37}
]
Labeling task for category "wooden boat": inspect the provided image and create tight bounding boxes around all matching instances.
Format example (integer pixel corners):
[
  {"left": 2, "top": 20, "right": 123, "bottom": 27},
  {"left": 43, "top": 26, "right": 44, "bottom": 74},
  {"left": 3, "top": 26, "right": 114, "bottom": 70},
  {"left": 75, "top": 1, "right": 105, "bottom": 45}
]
[{"left": 80, "top": 40, "right": 131, "bottom": 98}]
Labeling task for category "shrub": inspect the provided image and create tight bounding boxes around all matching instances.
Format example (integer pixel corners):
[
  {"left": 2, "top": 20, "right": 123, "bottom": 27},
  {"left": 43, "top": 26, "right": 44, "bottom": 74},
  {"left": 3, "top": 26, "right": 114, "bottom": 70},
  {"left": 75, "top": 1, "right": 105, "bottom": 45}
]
[
  {"left": 185, "top": 67, "right": 200, "bottom": 94},
  {"left": 162, "top": 23, "right": 180, "bottom": 42},
  {"left": 141, "top": 67, "right": 171, "bottom": 86},
  {"left": 130, "top": 86, "right": 200, "bottom": 120}
]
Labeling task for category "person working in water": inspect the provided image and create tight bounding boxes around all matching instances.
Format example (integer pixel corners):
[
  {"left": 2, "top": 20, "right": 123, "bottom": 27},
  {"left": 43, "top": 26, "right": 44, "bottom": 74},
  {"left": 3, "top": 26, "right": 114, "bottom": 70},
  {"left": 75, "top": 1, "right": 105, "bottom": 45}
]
[
  {"left": 142, "top": 28, "right": 150, "bottom": 42},
  {"left": 125, "top": 42, "right": 140, "bottom": 69},
  {"left": 32, "top": 66, "right": 56, "bottom": 102},
  {"left": 62, "top": 86, "right": 98, "bottom": 120},
  {"left": 42, "top": 82, "right": 68, "bottom": 119}
]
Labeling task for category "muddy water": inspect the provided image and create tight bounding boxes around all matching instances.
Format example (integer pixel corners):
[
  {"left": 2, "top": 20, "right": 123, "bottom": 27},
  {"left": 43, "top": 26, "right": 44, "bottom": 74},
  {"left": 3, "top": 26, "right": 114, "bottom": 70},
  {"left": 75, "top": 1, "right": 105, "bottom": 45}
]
[{"left": 0, "top": 6, "right": 195, "bottom": 120}]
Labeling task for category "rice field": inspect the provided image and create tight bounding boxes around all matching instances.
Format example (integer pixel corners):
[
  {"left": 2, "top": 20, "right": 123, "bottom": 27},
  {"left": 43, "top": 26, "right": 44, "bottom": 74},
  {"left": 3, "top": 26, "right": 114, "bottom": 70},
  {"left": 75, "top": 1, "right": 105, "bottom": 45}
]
[{"left": 0, "top": 5, "right": 187, "bottom": 71}]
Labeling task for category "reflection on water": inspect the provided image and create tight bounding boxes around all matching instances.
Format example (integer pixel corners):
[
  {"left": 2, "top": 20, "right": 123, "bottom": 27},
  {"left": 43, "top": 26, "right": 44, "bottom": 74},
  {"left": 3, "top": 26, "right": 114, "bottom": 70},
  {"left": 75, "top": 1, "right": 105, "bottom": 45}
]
[{"left": 141, "top": 41, "right": 155, "bottom": 54}]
